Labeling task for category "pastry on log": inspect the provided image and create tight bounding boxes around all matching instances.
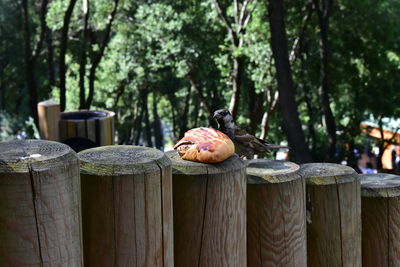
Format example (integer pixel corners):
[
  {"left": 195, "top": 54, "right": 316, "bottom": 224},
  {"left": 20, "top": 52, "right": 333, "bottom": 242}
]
[{"left": 173, "top": 127, "right": 235, "bottom": 163}]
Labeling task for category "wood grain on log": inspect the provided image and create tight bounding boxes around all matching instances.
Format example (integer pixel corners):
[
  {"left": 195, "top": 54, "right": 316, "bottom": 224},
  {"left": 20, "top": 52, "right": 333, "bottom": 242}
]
[
  {"left": 300, "top": 163, "right": 361, "bottom": 267},
  {"left": 361, "top": 173, "right": 400, "bottom": 266},
  {"left": 0, "top": 139, "right": 82, "bottom": 266},
  {"left": 246, "top": 159, "right": 306, "bottom": 267},
  {"left": 78, "top": 145, "right": 173, "bottom": 267},
  {"left": 166, "top": 150, "right": 246, "bottom": 267}
]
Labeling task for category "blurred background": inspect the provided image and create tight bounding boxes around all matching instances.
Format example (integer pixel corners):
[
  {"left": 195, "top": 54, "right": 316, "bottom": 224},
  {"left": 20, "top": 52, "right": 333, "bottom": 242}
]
[{"left": 0, "top": 0, "right": 399, "bottom": 172}]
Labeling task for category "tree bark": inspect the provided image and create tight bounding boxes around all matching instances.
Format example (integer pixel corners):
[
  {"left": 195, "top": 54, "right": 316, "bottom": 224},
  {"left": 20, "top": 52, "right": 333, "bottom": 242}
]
[
  {"left": 179, "top": 85, "right": 191, "bottom": 138},
  {"left": 134, "top": 98, "right": 145, "bottom": 145},
  {"left": 22, "top": 0, "right": 49, "bottom": 126},
  {"left": 248, "top": 83, "right": 263, "bottom": 135},
  {"left": 314, "top": 0, "right": 336, "bottom": 162},
  {"left": 0, "top": 62, "right": 6, "bottom": 110},
  {"left": 144, "top": 93, "right": 153, "bottom": 147},
  {"left": 85, "top": 0, "right": 119, "bottom": 109},
  {"left": 79, "top": 0, "right": 90, "bottom": 109},
  {"left": 303, "top": 88, "right": 317, "bottom": 156},
  {"left": 289, "top": 1, "right": 314, "bottom": 63},
  {"left": 259, "top": 88, "right": 279, "bottom": 140},
  {"left": 187, "top": 69, "right": 213, "bottom": 116},
  {"left": 153, "top": 92, "right": 164, "bottom": 149},
  {"left": 268, "top": 0, "right": 312, "bottom": 163},
  {"left": 214, "top": 0, "right": 254, "bottom": 120},
  {"left": 229, "top": 54, "right": 244, "bottom": 119},
  {"left": 45, "top": 27, "right": 55, "bottom": 89},
  {"left": 59, "top": 0, "right": 78, "bottom": 111}
]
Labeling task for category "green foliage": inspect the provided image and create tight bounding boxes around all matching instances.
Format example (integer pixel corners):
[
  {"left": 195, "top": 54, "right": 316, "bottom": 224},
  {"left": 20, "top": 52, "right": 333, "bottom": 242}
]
[
  {"left": 0, "top": 111, "right": 39, "bottom": 141},
  {"left": 1, "top": 0, "right": 400, "bottom": 162}
]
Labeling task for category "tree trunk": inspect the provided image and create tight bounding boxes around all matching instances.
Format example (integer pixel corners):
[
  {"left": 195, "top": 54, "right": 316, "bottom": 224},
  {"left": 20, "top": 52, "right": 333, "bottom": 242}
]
[
  {"left": 187, "top": 69, "right": 213, "bottom": 116},
  {"left": 144, "top": 93, "right": 153, "bottom": 147},
  {"left": 268, "top": 0, "right": 312, "bottom": 163},
  {"left": 22, "top": 0, "right": 49, "bottom": 126},
  {"left": 248, "top": 83, "right": 263, "bottom": 135},
  {"left": 85, "top": 0, "right": 119, "bottom": 109},
  {"left": 259, "top": 86, "right": 279, "bottom": 140},
  {"left": 153, "top": 92, "right": 164, "bottom": 149},
  {"left": 179, "top": 86, "right": 191, "bottom": 138},
  {"left": 0, "top": 66, "right": 4, "bottom": 110},
  {"left": 59, "top": 0, "right": 78, "bottom": 111},
  {"left": 303, "top": 88, "right": 318, "bottom": 157},
  {"left": 79, "top": 0, "right": 90, "bottom": 109},
  {"left": 45, "top": 27, "right": 55, "bottom": 89},
  {"left": 315, "top": 0, "right": 336, "bottom": 162},
  {"left": 134, "top": 93, "right": 145, "bottom": 145},
  {"left": 229, "top": 55, "right": 244, "bottom": 120}
]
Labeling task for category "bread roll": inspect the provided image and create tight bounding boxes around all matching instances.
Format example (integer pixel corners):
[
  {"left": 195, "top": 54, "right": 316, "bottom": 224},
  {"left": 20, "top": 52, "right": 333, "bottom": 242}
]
[{"left": 173, "top": 127, "right": 235, "bottom": 163}]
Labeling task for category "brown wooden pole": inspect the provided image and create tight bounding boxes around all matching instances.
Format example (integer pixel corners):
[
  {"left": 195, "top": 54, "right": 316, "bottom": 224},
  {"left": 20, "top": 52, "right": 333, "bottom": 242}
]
[
  {"left": 166, "top": 150, "right": 246, "bottom": 267},
  {"left": 300, "top": 163, "right": 361, "bottom": 267},
  {"left": 360, "top": 173, "right": 400, "bottom": 266},
  {"left": 37, "top": 100, "right": 60, "bottom": 141},
  {"left": 0, "top": 139, "right": 82, "bottom": 266},
  {"left": 78, "top": 146, "right": 173, "bottom": 267},
  {"left": 246, "top": 159, "right": 306, "bottom": 266}
]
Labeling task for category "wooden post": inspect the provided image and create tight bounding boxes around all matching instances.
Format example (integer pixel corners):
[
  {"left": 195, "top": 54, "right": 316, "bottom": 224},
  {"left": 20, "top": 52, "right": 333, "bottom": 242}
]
[
  {"left": 360, "top": 173, "right": 400, "bottom": 266},
  {"left": 0, "top": 139, "right": 82, "bottom": 266},
  {"left": 37, "top": 100, "right": 60, "bottom": 141},
  {"left": 78, "top": 146, "right": 173, "bottom": 267},
  {"left": 166, "top": 150, "right": 246, "bottom": 267},
  {"left": 60, "top": 110, "right": 115, "bottom": 152},
  {"left": 246, "top": 159, "right": 306, "bottom": 266},
  {"left": 300, "top": 163, "right": 361, "bottom": 267}
]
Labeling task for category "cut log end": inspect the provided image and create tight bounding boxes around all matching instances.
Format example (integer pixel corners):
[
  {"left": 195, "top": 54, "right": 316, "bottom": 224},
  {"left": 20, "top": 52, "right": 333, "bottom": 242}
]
[
  {"left": 38, "top": 100, "right": 59, "bottom": 107},
  {"left": 0, "top": 139, "right": 82, "bottom": 266},
  {"left": 300, "top": 163, "right": 357, "bottom": 185},
  {"left": 246, "top": 159, "right": 300, "bottom": 184},
  {"left": 361, "top": 173, "right": 400, "bottom": 197},
  {"left": 0, "top": 139, "right": 74, "bottom": 172},
  {"left": 78, "top": 145, "right": 170, "bottom": 175},
  {"left": 165, "top": 150, "right": 244, "bottom": 175}
]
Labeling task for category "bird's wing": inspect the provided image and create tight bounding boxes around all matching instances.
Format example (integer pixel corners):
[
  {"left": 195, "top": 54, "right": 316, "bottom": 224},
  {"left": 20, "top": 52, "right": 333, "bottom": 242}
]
[{"left": 234, "top": 128, "right": 267, "bottom": 150}]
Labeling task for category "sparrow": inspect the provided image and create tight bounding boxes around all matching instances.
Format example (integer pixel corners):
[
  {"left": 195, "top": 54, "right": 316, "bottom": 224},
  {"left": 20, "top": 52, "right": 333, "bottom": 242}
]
[{"left": 213, "top": 109, "right": 287, "bottom": 158}]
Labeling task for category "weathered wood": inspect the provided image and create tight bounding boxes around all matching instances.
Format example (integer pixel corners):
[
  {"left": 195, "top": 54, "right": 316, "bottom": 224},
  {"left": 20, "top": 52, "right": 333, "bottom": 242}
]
[
  {"left": 360, "top": 173, "right": 400, "bottom": 266},
  {"left": 60, "top": 110, "right": 115, "bottom": 152},
  {"left": 37, "top": 100, "right": 61, "bottom": 141},
  {"left": 166, "top": 150, "right": 246, "bottom": 267},
  {"left": 0, "top": 139, "right": 82, "bottom": 266},
  {"left": 246, "top": 159, "right": 306, "bottom": 267},
  {"left": 78, "top": 146, "right": 173, "bottom": 267},
  {"left": 300, "top": 163, "right": 361, "bottom": 267}
]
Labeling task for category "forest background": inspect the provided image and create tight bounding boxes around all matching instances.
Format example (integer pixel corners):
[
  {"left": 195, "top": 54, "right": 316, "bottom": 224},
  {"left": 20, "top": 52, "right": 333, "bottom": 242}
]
[{"left": 0, "top": 0, "right": 399, "bottom": 168}]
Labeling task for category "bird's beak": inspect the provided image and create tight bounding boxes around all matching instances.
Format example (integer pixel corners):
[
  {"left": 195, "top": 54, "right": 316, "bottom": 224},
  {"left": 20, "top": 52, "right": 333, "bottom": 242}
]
[{"left": 213, "top": 112, "right": 222, "bottom": 120}]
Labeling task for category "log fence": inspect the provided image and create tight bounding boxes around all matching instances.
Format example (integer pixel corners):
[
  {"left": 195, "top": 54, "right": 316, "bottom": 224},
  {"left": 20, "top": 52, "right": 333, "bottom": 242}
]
[
  {"left": 300, "top": 163, "right": 361, "bottom": 267},
  {"left": 166, "top": 150, "right": 246, "bottom": 267},
  {"left": 0, "top": 140, "right": 82, "bottom": 266},
  {"left": 247, "top": 159, "right": 306, "bottom": 266},
  {"left": 2, "top": 139, "right": 400, "bottom": 266},
  {"left": 361, "top": 173, "right": 400, "bottom": 266}
]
